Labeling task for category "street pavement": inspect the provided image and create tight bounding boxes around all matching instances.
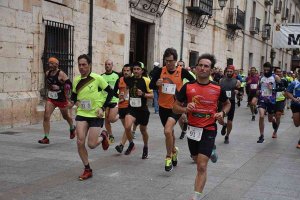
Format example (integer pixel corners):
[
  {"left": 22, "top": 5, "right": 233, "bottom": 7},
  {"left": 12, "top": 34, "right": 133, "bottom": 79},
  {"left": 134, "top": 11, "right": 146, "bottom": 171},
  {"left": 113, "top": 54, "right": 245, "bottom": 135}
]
[{"left": 0, "top": 101, "right": 300, "bottom": 200}]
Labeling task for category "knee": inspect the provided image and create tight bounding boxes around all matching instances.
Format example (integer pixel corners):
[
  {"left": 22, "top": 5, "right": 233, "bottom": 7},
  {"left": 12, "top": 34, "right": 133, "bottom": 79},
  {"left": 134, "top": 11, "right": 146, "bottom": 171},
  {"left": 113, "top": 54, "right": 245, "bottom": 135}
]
[
  {"left": 197, "top": 163, "right": 207, "bottom": 174},
  {"left": 164, "top": 128, "right": 172, "bottom": 137},
  {"left": 87, "top": 142, "right": 97, "bottom": 149},
  {"left": 77, "top": 138, "right": 85, "bottom": 147},
  {"left": 62, "top": 114, "right": 69, "bottom": 120}
]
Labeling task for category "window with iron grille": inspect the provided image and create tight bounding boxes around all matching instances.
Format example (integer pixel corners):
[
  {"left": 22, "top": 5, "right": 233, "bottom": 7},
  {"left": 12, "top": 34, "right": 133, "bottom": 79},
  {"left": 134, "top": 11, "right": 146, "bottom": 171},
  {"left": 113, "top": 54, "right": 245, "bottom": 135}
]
[{"left": 42, "top": 20, "right": 74, "bottom": 96}]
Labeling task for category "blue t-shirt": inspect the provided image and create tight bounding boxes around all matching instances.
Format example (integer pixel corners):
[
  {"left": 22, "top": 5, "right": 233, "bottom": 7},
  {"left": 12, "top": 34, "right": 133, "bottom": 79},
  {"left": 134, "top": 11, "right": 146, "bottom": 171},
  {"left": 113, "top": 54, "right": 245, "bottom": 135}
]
[{"left": 287, "top": 80, "right": 300, "bottom": 106}]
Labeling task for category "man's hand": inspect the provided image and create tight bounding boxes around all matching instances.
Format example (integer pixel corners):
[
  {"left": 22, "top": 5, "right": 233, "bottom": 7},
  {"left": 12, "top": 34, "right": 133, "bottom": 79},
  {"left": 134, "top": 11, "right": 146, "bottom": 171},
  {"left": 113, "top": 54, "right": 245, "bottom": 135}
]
[
  {"left": 214, "top": 112, "right": 224, "bottom": 122},
  {"left": 156, "top": 78, "right": 163, "bottom": 86},
  {"left": 186, "top": 102, "right": 195, "bottom": 112},
  {"left": 137, "top": 89, "right": 144, "bottom": 97},
  {"left": 50, "top": 84, "right": 60, "bottom": 90},
  {"left": 96, "top": 108, "right": 104, "bottom": 118}
]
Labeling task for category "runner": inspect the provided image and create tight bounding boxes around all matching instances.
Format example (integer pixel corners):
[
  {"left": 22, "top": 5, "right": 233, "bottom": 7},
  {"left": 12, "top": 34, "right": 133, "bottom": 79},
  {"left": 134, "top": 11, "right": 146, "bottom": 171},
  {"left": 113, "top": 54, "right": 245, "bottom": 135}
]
[
  {"left": 285, "top": 69, "right": 300, "bottom": 148},
  {"left": 114, "top": 64, "right": 132, "bottom": 153},
  {"left": 246, "top": 67, "right": 259, "bottom": 121},
  {"left": 123, "top": 62, "right": 153, "bottom": 158},
  {"left": 70, "top": 54, "right": 113, "bottom": 180},
  {"left": 101, "top": 59, "right": 120, "bottom": 144},
  {"left": 219, "top": 65, "right": 241, "bottom": 144},
  {"left": 38, "top": 57, "right": 76, "bottom": 144},
  {"left": 149, "top": 48, "right": 195, "bottom": 172},
  {"left": 236, "top": 69, "right": 246, "bottom": 107},
  {"left": 173, "top": 53, "right": 231, "bottom": 200},
  {"left": 254, "top": 62, "right": 281, "bottom": 143}
]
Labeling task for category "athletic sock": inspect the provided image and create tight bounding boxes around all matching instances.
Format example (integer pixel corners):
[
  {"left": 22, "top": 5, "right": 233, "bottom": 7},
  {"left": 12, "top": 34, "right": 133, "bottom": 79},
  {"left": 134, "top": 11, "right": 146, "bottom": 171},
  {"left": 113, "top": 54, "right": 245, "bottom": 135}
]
[
  {"left": 44, "top": 134, "right": 49, "bottom": 138},
  {"left": 193, "top": 191, "right": 202, "bottom": 200},
  {"left": 85, "top": 163, "right": 90, "bottom": 170}
]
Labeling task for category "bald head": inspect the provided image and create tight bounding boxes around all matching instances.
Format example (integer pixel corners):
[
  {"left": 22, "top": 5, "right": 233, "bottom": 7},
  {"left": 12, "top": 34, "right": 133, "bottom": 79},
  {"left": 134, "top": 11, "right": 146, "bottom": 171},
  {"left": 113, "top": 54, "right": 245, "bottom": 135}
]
[{"left": 105, "top": 59, "right": 113, "bottom": 73}]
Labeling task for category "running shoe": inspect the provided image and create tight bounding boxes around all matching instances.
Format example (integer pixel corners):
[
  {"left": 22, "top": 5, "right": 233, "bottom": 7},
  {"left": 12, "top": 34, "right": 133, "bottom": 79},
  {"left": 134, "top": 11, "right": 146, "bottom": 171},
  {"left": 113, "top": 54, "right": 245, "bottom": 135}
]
[
  {"left": 272, "top": 133, "right": 277, "bottom": 138},
  {"left": 78, "top": 169, "right": 93, "bottom": 181},
  {"left": 70, "top": 126, "right": 76, "bottom": 139},
  {"left": 100, "top": 130, "right": 109, "bottom": 150},
  {"left": 297, "top": 140, "right": 300, "bottom": 149},
  {"left": 38, "top": 137, "right": 49, "bottom": 144},
  {"left": 115, "top": 144, "right": 124, "bottom": 153},
  {"left": 251, "top": 115, "right": 255, "bottom": 121},
  {"left": 124, "top": 142, "right": 135, "bottom": 155},
  {"left": 142, "top": 146, "right": 148, "bottom": 159},
  {"left": 221, "top": 124, "right": 227, "bottom": 136},
  {"left": 257, "top": 135, "right": 264, "bottom": 143},
  {"left": 224, "top": 136, "right": 229, "bottom": 144},
  {"left": 165, "top": 157, "right": 173, "bottom": 172},
  {"left": 210, "top": 145, "right": 218, "bottom": 163},
  {"left": 109, "top": 135, "right": 115, "bottom": 144},
  {"left": 172, "top": 147, "right": 179, "bottom": 166},
  {"left": 179, "top": 131, "right": 186, "bottom": 139}
]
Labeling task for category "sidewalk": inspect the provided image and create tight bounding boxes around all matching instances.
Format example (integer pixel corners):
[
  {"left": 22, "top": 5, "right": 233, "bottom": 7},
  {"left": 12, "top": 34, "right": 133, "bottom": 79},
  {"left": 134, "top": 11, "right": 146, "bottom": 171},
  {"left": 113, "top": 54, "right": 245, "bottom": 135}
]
[{"left": 0, "top": 104, "right": 300, "bottom": 200}]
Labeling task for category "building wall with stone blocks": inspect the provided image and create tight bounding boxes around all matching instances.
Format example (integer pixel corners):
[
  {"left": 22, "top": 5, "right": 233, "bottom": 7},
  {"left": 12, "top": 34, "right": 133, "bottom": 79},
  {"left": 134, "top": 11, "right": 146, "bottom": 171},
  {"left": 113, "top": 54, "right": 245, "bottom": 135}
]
[{"left": 1, "top": 0, "right": 300, "bottom": 128}]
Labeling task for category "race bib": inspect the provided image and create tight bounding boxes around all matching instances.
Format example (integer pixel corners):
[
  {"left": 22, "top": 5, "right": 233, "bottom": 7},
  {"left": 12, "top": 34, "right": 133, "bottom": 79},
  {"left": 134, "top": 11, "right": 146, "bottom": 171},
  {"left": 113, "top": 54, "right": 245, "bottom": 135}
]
[
  {"left": 80, "top": 100, "right": 92, "bottom": 110},
  {"left": 226, "top": 91, "right": 232, "bottom": 98},
  {"left": 250, "top": 84, "right": 258, "bottom": 89},
  {"left": 162, "top": 83, "right": 176, "bottom": 94},
  {"left": 276, "top": 91, "right": 283, "bottom": 98},
  {"left": 48, "top": 91, "right": 58, "bottom": 99},
  {"left": 130, "top": 98, "right": 141, "bottom": 107},
  {"left": 262, "top": 89, "right": 272, "bottom": 97},
  {"left": 186, "top": 125, "right": 203, "bottom": 141}
]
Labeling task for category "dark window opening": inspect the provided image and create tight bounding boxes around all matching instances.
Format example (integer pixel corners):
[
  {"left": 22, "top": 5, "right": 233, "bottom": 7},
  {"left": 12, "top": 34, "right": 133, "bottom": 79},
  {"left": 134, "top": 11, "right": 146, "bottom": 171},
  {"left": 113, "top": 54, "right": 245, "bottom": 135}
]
[{"left": 189, "top": 51, "right": 199, "bottom": 67}]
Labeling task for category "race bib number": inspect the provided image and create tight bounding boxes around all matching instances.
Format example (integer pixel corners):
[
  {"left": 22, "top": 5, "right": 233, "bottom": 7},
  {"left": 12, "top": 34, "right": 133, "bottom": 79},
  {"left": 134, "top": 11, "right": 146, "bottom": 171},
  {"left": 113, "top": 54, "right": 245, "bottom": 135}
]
[
  {"left": 186, "top": 125, "right": 203, "bottom": 141},
  {"left": 80, "top": 100, "right": 92, "bottom": 110},
  {"left": 48, "top": 91, "right": 58, "bottom": 99},
  {"left": 276, "top": 91, "right": 283, "bottom": 98},
  {"left": 130, "top": 98, "right": 141, "bottom": 107},
  {"left": 162, "top": 83, "right": 176, "bottom": 95},
  {"left": 226, "top": 91, "right": 232, "bottom": 98},
  {"left": 250, "top": 84, "right": 258, "bottom": 89},
  {"left": 262, "top": 89, "right": 272, "bottom": 97}
]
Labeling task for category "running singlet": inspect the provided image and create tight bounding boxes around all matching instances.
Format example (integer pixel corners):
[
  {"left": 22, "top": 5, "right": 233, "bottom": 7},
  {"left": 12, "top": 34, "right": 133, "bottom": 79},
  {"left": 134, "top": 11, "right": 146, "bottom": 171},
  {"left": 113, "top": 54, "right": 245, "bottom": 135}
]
[
  {"left": 46, "top": 70, "right": 66, "bottom": 102},
  {"left": 287, "top": 80, "right": 300, "bottom": 106},
  {"left": 72, "top": 73, "right": 109, "bottom": 118},
  {"left": 219, "top": 77, "right": 237, "bottom": 102},
  {"left": 176, "top": 81, "right": 228, "bottom": 131},
  {"left": 102, "top": 71, "right": 119, "bottom": 103},
  {"left": 246, "top": 75, "right": 259, "bottom": 93},
  {"left": 125, "top": 76, "right": 152, "bottom": 111},
  {"left": 158, "top": 66, "right": 183, "bottom": 109},
  {"left": 259, "top": 75, "right": 276, "bottom": 103},
  {"left": 117, "top": 77, "right": 129, "bottom": 108}
]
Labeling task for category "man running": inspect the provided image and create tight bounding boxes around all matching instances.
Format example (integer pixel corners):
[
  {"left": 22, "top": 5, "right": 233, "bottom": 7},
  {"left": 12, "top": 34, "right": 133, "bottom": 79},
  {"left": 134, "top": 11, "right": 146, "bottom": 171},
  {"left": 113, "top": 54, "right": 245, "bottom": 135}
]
[
  {"left": 219, "top": 65, "right": 241, "bottom": 144},
  {"left": 285, "top": 70, "right": 300, "bottom": 148},
  {"left": 123, "top": 62, "right": 153, "bottom": 158},
  {"left": 246, "top": 67, "right": 259, "bottom": 121},
  {"left": 173, "top": 53, "right": 231, "bottom": 200},
  {"left": 150, "top": 48, "right": 195, "bottom": 172},
  {"left": 254, "top": 62, "right": 281, "bottom": 143},
  {"left": 38, "top": 57, "right": 76, "bottom": 144},
  {"left": 101, "top": 59, "right": 120, "bottom": 144},
  {"left": 114, "top": 64, "right": 132, "bottom": 153},
  {"left": 70, "top": 54, "right": 113, "bottom": 180}
]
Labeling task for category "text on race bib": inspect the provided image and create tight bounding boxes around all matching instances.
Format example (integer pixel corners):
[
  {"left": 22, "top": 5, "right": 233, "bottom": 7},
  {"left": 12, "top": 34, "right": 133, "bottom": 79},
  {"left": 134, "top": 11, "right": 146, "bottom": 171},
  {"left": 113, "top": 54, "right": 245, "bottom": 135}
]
[
  {"left": 250, "top": 84, "right": 258, "bottom": 89},
  {"left": 262, "top": 89, "right": 272, "bottom": 97},
  {"left": 162, "top": 83, "right": 176, "bottom": 95},
  {"left": 186, "top": 125, "right": 203, "bottom": 141},
  {"left": 226, "top": 91, "right": 232, "bottom": 98},
  {"left": 48, "top": 91, "right": 58, "bottom": 99},
  {"left": 80, "top": 100, "right": 92, "bottom": 110},
  {"left": 130, "top": 98, "right": 141, "bottom": 107}
]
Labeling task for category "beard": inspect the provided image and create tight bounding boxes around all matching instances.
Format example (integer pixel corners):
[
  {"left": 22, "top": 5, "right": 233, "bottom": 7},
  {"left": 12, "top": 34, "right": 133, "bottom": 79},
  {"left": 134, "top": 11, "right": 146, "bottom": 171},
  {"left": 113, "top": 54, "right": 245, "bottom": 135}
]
[
  {"left": 227, "top": 74, "right": 233, "bottom": 78},
  {"left": 264, "top": 71, "right": 272, "bottom": 77}
]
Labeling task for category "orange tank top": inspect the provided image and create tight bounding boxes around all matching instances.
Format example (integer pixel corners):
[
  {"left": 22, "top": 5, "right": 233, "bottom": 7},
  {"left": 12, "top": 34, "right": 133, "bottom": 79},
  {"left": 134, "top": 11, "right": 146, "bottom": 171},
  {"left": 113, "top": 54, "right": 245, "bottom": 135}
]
[
  {"left": 118, "top": 77, "right": 129, "bottom": 108},
  {"left": 158, "top": 66, "right": 183, "bottom": 109}
]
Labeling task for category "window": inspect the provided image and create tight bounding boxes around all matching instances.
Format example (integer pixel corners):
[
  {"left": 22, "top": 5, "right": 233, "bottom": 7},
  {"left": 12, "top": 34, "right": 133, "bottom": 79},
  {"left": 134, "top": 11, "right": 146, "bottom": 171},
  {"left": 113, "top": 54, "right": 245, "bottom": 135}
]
[
  {"left": 249, "top": 53, "right": 253, "bottom": 68},
  {"left": 189, "top": 51, "right": 199, "bottom": 67}
]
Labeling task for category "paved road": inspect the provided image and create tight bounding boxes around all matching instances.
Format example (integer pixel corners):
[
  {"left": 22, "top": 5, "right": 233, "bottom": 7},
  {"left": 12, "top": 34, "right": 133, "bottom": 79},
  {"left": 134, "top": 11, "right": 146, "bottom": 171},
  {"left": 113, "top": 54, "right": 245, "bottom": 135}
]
[{"left": 1, "top": 102, "right": 300, "bottom": 200}]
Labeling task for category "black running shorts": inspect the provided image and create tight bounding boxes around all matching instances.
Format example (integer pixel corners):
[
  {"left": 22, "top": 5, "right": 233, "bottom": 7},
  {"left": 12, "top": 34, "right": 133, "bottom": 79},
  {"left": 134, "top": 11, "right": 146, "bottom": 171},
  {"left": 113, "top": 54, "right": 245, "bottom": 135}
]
[
  {"left": 159, "top": 106, "right": 181, "bottom": 126},
  {"left": 75, "top": 115, "right": 104, "bottom": 128}
]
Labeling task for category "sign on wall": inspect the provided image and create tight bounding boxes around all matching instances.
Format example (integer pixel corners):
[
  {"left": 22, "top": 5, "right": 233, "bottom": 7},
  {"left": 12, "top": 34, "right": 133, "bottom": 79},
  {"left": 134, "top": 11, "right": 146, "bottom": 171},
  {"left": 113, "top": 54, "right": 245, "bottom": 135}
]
[{"left": 273, "top": 24, "right": 300, "bottom": 48}]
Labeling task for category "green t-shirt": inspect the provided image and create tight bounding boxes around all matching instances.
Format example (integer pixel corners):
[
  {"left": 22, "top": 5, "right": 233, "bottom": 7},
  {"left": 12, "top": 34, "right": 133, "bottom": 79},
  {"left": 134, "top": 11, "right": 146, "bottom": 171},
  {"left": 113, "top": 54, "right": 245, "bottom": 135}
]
[
  {"left": 101, "top": 71, "right": 119, "bottom": 103},
  {"left": 73, "top": 72, "right": 108, "bottom": 118}
]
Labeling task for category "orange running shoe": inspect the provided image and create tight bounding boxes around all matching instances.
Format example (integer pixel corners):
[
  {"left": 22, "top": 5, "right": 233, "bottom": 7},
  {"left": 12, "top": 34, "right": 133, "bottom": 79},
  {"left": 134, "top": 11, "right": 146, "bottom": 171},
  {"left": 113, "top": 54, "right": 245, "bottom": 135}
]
[
  {"left": 38, "top": 137, "right": 49, "bottom": 144},
  {"left": 78, "top": 169, "right": 93, "bottom": 181},
  {"left": 100, "top": 130, "right": 109, "bottom": 150}
]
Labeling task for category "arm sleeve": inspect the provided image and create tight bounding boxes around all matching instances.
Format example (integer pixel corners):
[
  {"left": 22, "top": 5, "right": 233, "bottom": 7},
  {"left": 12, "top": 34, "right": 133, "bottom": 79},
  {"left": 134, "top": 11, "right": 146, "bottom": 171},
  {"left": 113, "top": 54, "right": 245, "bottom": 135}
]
[
  {"left": 176, "top": 83, "right": 187, "bottom": 103},
  {"left": 218, "top": 88, "right": 228, "bottom": 103},
  {"left": 113, "top": 78, "right": 120, "bottom": 98},
  {"left": 181, "top": 68, "right": 196, "bottom": 82},
  {"left": 103, "top": 85, "right": 114, "bottom": 108},
  {"left": 70, "top": 92, "right": 77, "bottom": 103},
  {"left": 149, "top": 68, "right": 162, "bottom": 89}
]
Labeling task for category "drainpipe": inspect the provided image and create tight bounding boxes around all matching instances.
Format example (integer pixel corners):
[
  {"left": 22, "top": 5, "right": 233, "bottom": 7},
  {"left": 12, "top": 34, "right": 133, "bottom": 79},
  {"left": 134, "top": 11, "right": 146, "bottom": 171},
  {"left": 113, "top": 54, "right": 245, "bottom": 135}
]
[
  {"left": 180, "top": 0, "right": 185, "bottom": 60},
  {"left": 265, "top": 5, "right": 271, "bottom": 64},
  {"left": 88, "top": 0, "right": 93, "bottom": 61},
  {"left": 241, "top": 0, "right": 248, "bottom": 70}
]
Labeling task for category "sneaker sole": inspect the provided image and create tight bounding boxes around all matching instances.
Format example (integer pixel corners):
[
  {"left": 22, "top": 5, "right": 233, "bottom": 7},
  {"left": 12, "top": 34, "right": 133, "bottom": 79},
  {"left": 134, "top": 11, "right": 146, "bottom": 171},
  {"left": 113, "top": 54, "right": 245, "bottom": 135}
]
[{"left": 78, "top": 176, "right": 92, "bottom": 181}]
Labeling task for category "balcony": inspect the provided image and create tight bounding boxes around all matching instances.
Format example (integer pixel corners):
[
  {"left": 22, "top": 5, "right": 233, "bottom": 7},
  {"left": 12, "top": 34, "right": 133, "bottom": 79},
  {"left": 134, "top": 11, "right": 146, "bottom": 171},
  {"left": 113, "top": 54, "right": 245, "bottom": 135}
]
[
  {"left": 274, "top": 0, "right": 282, "bottom": 14},
  {"left": 186, "top": 0, "right": 213, "bottom": 16},
  {"left": 262, "top": 24, "right": 271, "bottom": 40},
  {"left": 250, "top": 17, "right": 260, "bottom": 34},
  {"left": 226, "top": 7, "right": 245, "bottom": 30},
  {"left": 265, "top": 0, "right": 273, "bottom": 5}
]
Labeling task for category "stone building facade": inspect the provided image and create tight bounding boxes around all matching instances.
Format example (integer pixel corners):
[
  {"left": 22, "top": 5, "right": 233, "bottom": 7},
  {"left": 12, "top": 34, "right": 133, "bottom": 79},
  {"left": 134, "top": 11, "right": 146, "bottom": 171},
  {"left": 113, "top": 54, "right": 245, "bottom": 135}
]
[{"left": 0, "top": 0, "right": 300, "bottom": 128}]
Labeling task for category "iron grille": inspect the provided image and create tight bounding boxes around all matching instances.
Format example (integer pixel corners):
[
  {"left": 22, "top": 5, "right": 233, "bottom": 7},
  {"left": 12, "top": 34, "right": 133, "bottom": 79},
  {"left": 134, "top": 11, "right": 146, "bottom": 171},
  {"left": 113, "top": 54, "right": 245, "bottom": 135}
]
[{"left": 42, "top": 20, "right": 74, "bottom": 81}]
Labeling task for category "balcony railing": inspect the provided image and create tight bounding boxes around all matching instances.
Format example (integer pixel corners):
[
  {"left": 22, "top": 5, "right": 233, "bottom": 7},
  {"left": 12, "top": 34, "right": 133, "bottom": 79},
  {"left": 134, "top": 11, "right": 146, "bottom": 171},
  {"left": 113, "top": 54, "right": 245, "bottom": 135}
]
[
  {"left": 186, "top": 0, "right": 213, "bottom": 16},
  {"left": 262, "top": 24, "right": 271, "bottom": 40},
  {"left": 250, "top": 17, "right": 260, "bottom": 34},
  {"left": 226, "top": 7, "right": 245, "bottom": 30},
  {"left": 274, "top": 0, "right": 282, "bottom": 14},
  {"left": 265, "top": 0, "right": 273, "bottom": 5}
]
